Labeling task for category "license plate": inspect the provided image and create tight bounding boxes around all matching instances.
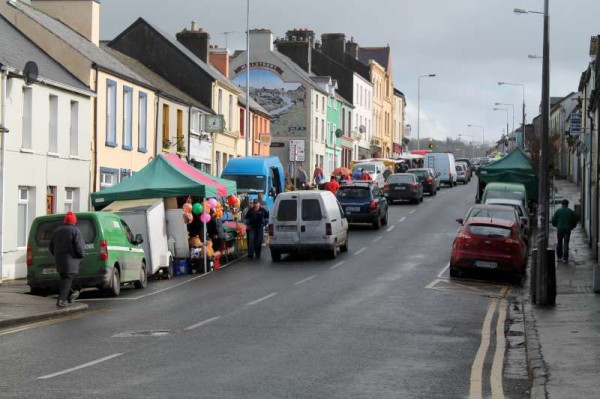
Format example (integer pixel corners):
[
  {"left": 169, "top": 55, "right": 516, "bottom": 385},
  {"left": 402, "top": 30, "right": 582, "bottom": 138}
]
[
  {"left": 277, "top": 225, "right": 297, "bottom": 232},
  {"left": 394, "top": 187, "right": 405, "bottom": 190},
  {"left": 346, "top": 207, "right": 360, "bottom": 212},
  {"left": 42, "top": 267, "right": 57, "bottom": 275},
  {"left": 475, "top": 260, "right": 497, "bottom": 269}
]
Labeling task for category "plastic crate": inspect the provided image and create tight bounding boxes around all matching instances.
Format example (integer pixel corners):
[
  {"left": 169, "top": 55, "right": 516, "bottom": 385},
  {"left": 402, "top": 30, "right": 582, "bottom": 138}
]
[{"left": 173, "top": 259, "right": 189, "bottom": 276}]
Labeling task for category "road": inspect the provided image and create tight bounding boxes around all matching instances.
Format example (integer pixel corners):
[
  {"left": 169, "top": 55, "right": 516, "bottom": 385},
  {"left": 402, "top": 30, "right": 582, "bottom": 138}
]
[{"left": 0, "top": 179, "right": 529, "bottom": 398}]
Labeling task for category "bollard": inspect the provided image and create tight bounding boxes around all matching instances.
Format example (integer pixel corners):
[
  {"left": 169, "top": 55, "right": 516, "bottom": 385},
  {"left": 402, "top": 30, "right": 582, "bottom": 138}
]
[
  {"left": 532, "top": 248, "right": 556, "bottom": 306},
  {"left": 594, "top": 264, "right": 600, "bottom": 293},
  {"left": 531, "top": 248, "right": 538, "bottom": 303}
]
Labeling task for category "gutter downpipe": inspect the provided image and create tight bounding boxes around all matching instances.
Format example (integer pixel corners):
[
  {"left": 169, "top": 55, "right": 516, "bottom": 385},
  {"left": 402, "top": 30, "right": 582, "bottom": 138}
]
[
  {"left": 92, "top": 65, "right": 99, "bottom": 201},
  {"left": 0, "top": 67, "right": 8, "bottom": 282}
]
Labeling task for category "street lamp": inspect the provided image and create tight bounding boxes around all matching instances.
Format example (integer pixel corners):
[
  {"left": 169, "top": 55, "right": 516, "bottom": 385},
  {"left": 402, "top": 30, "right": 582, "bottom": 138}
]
[
  {"left": 495, "top": 102, "right": 514, "bottom": 137},
  {"left": 528, "top": 54, "right": 542, "bottom": 59},
  {"left": 244, "top": 0, "right": 251, "bottom": 156},
  {"left": 417, "top": 74, "right": 436, "bottom": 150},
  {"left": 513, "top": 7, "right": 543, "bottom": 14},
  {"left": 493, "top": 107, "right": 510, "bottom": 146},
  {"left": 498, "top": 82, "right": 526, "bottom": 148},
  {"left": 467, "top": 124, "right": 485, "bottom": 153}
]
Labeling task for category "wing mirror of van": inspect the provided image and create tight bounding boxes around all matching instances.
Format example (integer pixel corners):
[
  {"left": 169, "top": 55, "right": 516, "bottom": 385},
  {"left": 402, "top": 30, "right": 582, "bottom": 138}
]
[{"left": 135, "top": 234, "right": 144, "bottom": 245}]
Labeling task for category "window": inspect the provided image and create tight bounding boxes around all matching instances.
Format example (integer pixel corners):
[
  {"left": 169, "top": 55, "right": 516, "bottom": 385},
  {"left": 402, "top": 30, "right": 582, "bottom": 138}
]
[
  {"left": 302, "top": 199, "right": 322, "bottom": 221},
  {"left": 322, "top": 96, "right": 325, "bottom": 112},
  {"left": 122, "top": 87, "right": 132, "bottom": 150},
  {"left": 70, "top": 101, "right": 79, "bottom": 156},
  {"left": 22, "top": 87, "right": 32, "bottom": 149},
  {"left": 216, "top": 151, "right": 221, "bottom": 176},
  {"left": 228, "top": 94, "right": 234, "bottom": 130},
  {"left": 106, "top": 79, "right": 117, "bottom": 146},
  {"left": 176, "top": 109, "right": 183, "bottom": 151},
  {"left": 138, "top": 93, "right": 147, "bottom": 152},
  {"left": 162, "top": 104, "right": 170, "bottom": 148},
  {"left": 49, "top": 95, "right": 58, "bottom": 153},
  {"left": 277, "top": 199, "right": 297, "bottom": 221},
  {"left": 100, "top": 167, "right": 119, "bottom": 189},
  {"left": 314, "top": 117, "right": 318, "bottom": 140},
  {"left": 64, "top": 187, "right": 79, "bottom": 212},
  {"left": 17, "top": 187, "right": 30, "bottom": 247},
  {"left": 327, "top": 122, "right": 331, "bottom": 143},
  {"left": 218, "top": 89, "right": 223, "bottom": 115},
  {"left": 321, "top": 120, "right": 325, "bottom": 142}
]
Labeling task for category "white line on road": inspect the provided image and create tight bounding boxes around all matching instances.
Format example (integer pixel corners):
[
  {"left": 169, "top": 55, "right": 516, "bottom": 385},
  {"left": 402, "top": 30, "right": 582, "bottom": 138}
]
[
  {"left": 386, "top": 225, "right": 395, "bottom": 232},
  {"left": 491, "top": 299, "right": 508, "bottom": 398},
  {"left": 398, "top": 217, "right": 407, "bottom": 223},
  {"left": 354, "top": 247, "right": 366, "bottom": 255},
  {"left": 330, "top": 261, "right": 346, "bottom": 269},
  {"left": 425, "top": 279, "right": 442, "bottom": 289},
  {"left": 38, "top": 353, "right": 124, "bottom": 380},
  {"left": 470, "top": 298, "right": 498, "bottom": 399},
  {"left": 409, "top": 210, "right": 416, "bottom": 215},
  {"left": 184, "top": 316, "right": 221, "bottom": 331},
  {"left": 246, "top": 292, "right": 277, "bottom": 306},
  {"left": 438, "top": 263, "right": 450, "bottom": 279},
  {"left": 294, "top": 275, "right": 318, "bottom": 285},
  {"left": 372, "top": 236, "right": 383, "bottom": 242}
]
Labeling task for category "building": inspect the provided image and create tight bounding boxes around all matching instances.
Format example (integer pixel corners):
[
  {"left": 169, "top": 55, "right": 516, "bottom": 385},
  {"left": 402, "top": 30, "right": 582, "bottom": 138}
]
[{"left": 393, "top": 88, "right": 406, "bottom": 157}]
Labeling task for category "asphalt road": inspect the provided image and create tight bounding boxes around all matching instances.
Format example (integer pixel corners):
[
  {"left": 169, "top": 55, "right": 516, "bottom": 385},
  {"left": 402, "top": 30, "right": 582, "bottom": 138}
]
[{"left": 0, "top": 179, "right": 529, "bottom": 398}]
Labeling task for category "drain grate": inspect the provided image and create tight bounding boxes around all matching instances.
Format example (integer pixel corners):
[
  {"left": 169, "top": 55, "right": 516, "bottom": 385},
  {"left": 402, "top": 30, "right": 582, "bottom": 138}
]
[
  {"left": 113, "top": 329, "right": 174, "bottom": 338},
  {"left": 506, "top": 330, "right": 524, "bottom": 337}
]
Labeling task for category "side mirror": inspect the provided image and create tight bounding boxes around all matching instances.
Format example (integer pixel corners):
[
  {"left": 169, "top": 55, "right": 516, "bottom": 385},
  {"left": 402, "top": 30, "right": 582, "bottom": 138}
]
[
  {"left": 475, "top": 198, "right": 481, "bottom": 204},
  {"left": 520, "top": 217, "right": 528, "bottom": 225},
  {"left": 456, "top": 218, "right": 464, "bottom": 225},
  {"left": 135, "top": 234, "right": 144, "bottom": 245}
]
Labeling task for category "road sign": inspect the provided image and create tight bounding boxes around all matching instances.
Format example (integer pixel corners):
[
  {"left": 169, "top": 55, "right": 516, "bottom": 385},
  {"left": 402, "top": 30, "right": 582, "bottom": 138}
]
[
  {"left": 289, "top": 139, "right": 305, "bottom": 162},
  {"left": 570, "top": 113, "right": 581, "bottom": 136}
]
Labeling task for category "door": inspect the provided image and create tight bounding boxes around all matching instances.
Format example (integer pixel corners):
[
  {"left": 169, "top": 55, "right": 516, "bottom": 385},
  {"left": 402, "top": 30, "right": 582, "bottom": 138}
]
[
  {"left": 120, "top": 219, "right": 142, "bottom": 281},
  {"left": 273, "top": 198, "right": 299, "bottom": 246},
  {"left": 299, "top": 197, "right": 324, "bottom": 246}
]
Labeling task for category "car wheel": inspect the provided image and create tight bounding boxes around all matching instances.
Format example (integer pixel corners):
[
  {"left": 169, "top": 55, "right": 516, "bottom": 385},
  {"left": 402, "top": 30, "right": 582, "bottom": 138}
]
[
  {"left": 271, "top": 250, "right": 281, "bottom": 262},
  {"left": 382, "top": 211, "right": 388, "bottom": 225},
  {"left": 30, "top": 287, "right": 46, "bottom": 297},
  {"left": 341, "top": 236, "right": 349, "bottom": 252},
  {"left": 108, "top": 268, "right": 121, "bottom": 297},
  {"left": 329, "top": 245, "right": 338, "bottom": 259},
  {"left": 449, "top": 264, "right": 459, "bottom": 278},
  {"left": 373, "top": 215, "right": 381, "bottom": 230},
  {"left": 134, "top": 263, "right": 147, "bottom": 289},
  {"left": 165, "top": 256, "right": 174, "bottom": 279},
  {"left": 511, "top": 272, "right": 523, "bottom": 285}
]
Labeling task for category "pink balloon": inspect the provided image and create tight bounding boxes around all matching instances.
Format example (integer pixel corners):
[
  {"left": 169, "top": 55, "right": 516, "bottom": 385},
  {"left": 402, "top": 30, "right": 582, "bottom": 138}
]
[
  {"left": 200, "top": 212, "right": 211, "bottom": 223},
  {"left": 208, "top": 198, "right": 218, "bottom": 209}
]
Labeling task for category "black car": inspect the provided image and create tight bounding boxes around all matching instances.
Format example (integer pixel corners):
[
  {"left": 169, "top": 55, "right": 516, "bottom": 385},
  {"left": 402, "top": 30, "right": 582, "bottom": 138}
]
[
  {"left": 336, "top": 181, "right": 388, "bottom": 229},
  {"left": 406, "top": 168, "right": 438, "bottom": 195},
  {"left": 384, "top": 173, "right": 424, "bottom": 203}
]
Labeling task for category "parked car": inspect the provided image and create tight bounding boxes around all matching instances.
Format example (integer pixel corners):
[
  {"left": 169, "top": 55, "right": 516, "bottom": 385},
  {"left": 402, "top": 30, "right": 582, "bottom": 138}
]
[
  {"left": 384, "top": 173, "right": 424, "bottom": 203},
  {"left": 336, "top": 181, "right": 388, "bottom": 229},
  {"left": 268, "top": 190, "right": 349, "bottom": 261},
  {"left": 484, "top": 198, "right": 530, "bottom": 236},
  {"left": 456, "top": 161, "right": 471, "bottom": 182},
  {"left": 480, "top": 182, "right": 528, "bottom": 210},
  {"left": 406, "top": 168, "right": 438, "bottom": 195},
  {"left": 450, "top": 217, "right": 527, "bottom": 283},
  {"left": 459, "top": 204, "right": 521, "bottom": 227},
  {"left": 27, "top": 212, "right": 147, "bottom": 297},
  {"left": 424, "top": 152, "right": 457, "bottom": 187},
  {"left": 455, "top": 164, "right": 468, "bottom": 184},
  {"left": 455, "top": 158, "right": 473, "bottom": 178},
  {"left": 350, "top": 161, "right": 387, "bottom": 188}
]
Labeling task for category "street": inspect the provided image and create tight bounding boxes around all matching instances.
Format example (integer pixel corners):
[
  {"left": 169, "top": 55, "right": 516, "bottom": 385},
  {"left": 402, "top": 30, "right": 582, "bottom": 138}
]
[{"left": 0, "top": 181, "right": 529, "bottom": 398}]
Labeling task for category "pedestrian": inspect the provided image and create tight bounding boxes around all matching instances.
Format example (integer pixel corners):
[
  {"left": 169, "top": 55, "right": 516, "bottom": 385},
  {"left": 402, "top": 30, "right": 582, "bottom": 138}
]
[
  {"left": 551, "top": 199, "right": 579, "bottom": 262},
  {"left": 49, "top": 211, "right": 86, "bottom": 307},
  {"left": 359, "top": 168, "right": 372, "bottom": 181},
  {"left": 244, "top": 199, "right": 269, "bottom": 259},
  {"left": 297, "top": 166, "right": 308, "bottom": 190},
  {"left": 352, "top": 168, "right": 361, "bottom": 180},
  {"left": 324, "top": 175, "right": 340, "bottom": 195},
  {"left": 313, "top": 164, "right": 324, "bottom": 186}
]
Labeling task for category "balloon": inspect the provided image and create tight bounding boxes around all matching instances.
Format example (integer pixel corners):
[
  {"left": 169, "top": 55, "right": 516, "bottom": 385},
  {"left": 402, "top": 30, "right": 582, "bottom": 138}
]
[
  {"left": 183, "top": 203, "right": 192, "bottom": 214},
  {"left": 182, "top": 212, "right": 193, "bottom": 224},
  {"left": 227, "top": 195, "right": 238, "bottom": 207},
  {"left": 200, "top": 212, "right": 211, "bottom": 223},
  {"left": 236, "top": 198, "right": 241, "bottom": 208},
  {"left": 208, "top": 198, "right": 218, "bottom": 209},
  {"left": 192, "top": 203, "right": 202, "bottom": 215}
]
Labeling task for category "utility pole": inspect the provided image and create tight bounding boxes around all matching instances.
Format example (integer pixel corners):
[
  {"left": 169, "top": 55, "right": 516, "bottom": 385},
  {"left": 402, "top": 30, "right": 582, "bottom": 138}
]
[{"left": 221, "top": 31, "right": 236, "bottom": 49}]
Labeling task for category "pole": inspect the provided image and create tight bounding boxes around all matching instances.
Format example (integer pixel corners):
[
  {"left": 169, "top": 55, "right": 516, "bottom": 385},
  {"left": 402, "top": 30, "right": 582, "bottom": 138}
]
[
  {"left": 417, "top": 77, "right": 421, "bottom": 150},
  {"left": 203, "top": 215, "right": 207, "bottom": 273},
  {"left": 536, "top": 0, "right": 551, "bottom": 305},
  {"left": 522, "top": 86, "right": 526, "bottom": 149},
  {"left": 244, "top": 0, "right": 251, "bottom": 156}
]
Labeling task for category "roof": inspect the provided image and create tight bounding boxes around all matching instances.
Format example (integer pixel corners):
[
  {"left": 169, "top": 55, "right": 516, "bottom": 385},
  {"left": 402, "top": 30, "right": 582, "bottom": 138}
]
[
  {"left": 10, "top": 0, "right": 152, "bottom": 86},
  {"left": 358, "top": 47, "right": 391, "bottom": 71},
  {"left": 0, "top": 16, "right": 90, "bottom": 94},
  {"left": 90, "top": 154, "right": 237, "bottom": 208},
  {"left": 100, "top": 43, "right": 213, "bottom": 114},
  {"left": 270, "top": 51, "right": 328, "bottom": 94}
]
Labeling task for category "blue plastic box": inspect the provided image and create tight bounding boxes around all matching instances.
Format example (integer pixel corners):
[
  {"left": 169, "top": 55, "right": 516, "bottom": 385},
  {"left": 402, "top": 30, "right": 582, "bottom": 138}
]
[{"left": 173, "top": 259, "right": 189, "bottom": 276}]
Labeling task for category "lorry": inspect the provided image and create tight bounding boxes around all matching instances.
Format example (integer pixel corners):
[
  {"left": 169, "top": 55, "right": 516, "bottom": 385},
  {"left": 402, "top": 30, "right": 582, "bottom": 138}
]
[{"left": 221, "top": 156, "right": 285, "bottom": 212}]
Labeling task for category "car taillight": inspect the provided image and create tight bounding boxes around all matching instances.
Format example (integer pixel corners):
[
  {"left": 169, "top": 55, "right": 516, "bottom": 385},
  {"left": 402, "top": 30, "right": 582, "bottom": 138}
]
[
  {"left": 370, "top": 200, "right": 377, "bottom": 210},
  {"left": 99, "top": 240, "right": 108, "bottom": 261},
  {"left": 384, "top": 183, "right": 389, "bottom": 190},
  {"left": 268, "top": 224, "right": 274, "bottom": 236},
  {"left": 456, "top": 233, "right": 472, "bottom": 247},
  {"left": 325, "top": 223, "right": 332, "bottom": 235},
  {"left": 410, "top": 183, "right": 417, "bottom": 189},
  {"left": 426, "top": 176, "right": 433, "bottom": 183},
  {"left": 26, "top": 246, "right": 33, "bottom": 266}
]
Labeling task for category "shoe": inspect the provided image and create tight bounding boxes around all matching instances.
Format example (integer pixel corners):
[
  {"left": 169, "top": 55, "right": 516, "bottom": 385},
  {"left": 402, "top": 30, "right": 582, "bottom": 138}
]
[
  {"left": 256, "top": 254, "right": 261, "bottom": 260},
  {"left": 248, "top": 254, "right": 254, "bottom": 259},
  {"left": 56, "top": 300, "right": 68, "bottom": 308},
  {"left": 68, "top": 290, "right": 80, "bottom": 304}
]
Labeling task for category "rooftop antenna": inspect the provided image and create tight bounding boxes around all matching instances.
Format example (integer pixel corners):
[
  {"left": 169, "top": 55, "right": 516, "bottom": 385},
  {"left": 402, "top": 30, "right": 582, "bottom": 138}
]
[{"left": 221, "top": 31, "right": 236, "bottom": 49}]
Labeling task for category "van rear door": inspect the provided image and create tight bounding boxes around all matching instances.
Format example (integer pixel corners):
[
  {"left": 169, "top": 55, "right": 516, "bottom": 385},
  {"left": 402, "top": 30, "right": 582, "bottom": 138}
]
[
  {"left": 273, "top": 197, "right": 299, "bottom": 246},
  {"left": 299, "top": 196, "right": 325, "bottom": 246}
]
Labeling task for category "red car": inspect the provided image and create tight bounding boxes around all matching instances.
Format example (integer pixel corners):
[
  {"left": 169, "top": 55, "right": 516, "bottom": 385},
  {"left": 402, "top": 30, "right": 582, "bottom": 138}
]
[{"left": 450, "top": 217, "right": 527, "bottom": 283}]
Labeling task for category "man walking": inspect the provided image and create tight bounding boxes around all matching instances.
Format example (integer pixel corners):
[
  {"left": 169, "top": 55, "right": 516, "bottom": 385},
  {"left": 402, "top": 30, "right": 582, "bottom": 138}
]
[
  {"left": 49, "top": 211, "right": 85, "bottom": 307},
  {"left": 551, "top": 199, "right": 579, "bottom": 262},
  {"left": 296, "top": 167, "right": 308, "bottom": 190},
  {"left": 244, "top": 199, "right": 269, "bottom": 260}
]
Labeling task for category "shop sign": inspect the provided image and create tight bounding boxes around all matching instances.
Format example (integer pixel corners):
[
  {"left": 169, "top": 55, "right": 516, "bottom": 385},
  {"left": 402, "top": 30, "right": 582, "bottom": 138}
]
[
  {"left": 570, "top": 113, "right": 581, "bottom": 136},
  {"left": 259, "top": 133, "right": 271, "bottom": 145}
]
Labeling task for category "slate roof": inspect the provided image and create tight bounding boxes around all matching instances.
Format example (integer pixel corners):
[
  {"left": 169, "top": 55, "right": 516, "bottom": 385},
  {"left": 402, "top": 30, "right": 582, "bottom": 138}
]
[
  {"left": 358, "top": 47, "right": 391, "bottom": 71},
  {"left": 237, "top": 91, "right": 271, "bottom": 117},
  {"left": 0, "top": 15, "right": 89, "bottom": 93},
  {"left": 269, "top": 51, "right": 328, "bottom": 95},
  {"left": 9, "top": 0, "right": 152, "bottom": 86}
]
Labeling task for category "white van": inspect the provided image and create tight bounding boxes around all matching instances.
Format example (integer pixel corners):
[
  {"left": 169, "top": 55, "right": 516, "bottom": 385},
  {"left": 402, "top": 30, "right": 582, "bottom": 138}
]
[
  {"left": 350, "top": 161, "right": 386, "bottom": 188},
  {"left": 424, "top": 153, "right": 457, "bottom": 187},
  {"left": 268, "top": 191, "right": 349, "bottom": 261}
]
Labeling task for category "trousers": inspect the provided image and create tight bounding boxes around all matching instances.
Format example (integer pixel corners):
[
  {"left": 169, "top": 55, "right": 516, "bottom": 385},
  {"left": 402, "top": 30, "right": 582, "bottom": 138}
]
[
  {"left": 58, "top": 272, "right": 77, "bottom": 302},
  {"left": 556, "top": 229, "right": 571, "bottom": 261},
  {"left": 247, "top": 226, "right": 264, "bottom": 258}
]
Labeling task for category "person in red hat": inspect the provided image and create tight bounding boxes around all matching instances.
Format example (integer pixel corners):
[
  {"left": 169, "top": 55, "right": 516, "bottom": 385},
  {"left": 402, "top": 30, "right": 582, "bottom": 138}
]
[{"left": 49, "top": 211, "right": 85, "bottom": 307}]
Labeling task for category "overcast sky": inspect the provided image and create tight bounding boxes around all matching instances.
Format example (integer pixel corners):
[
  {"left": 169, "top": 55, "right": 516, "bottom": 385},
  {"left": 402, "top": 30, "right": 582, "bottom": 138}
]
[{"left": 100, "top": 0, "right": 600, "bottom": 145}]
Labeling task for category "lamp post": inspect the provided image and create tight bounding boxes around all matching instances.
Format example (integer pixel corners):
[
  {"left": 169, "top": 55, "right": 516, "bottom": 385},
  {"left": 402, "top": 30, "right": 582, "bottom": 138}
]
[
  {"left": 417, "top": 74, "right": 436, "bottom": 150},
  {"left": 244, "top": 0, "right": 251, "bottom": 156},
  {"left": 495, "top": 102, "right": 514, "bottom": 137},
  {"left": 498, "top": 82, "right": 526, "bottom": 149},
  {"left": 467, "top": 124, "right": 485, "bottom": 154},
  {"left": 493, "top": 108, "right": 510, "bottom": 149}
]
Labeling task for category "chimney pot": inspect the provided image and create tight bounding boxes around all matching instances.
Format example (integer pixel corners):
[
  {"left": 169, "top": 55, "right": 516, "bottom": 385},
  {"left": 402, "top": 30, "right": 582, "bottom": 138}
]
[{"left": 191, "top": 21, "right": 197, "bottom": 31}]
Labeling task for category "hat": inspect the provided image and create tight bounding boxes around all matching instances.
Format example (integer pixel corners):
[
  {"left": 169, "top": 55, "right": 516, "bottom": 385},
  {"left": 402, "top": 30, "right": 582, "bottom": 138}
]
[
  {"left": 64, "top": 211, "right": 77, "bottom": 225},
  {"left": 561, "top": 199, "right": 569, "bottom": 206},
  {"left": 252, "top": 199, "right": 259, "bottom": 204}
]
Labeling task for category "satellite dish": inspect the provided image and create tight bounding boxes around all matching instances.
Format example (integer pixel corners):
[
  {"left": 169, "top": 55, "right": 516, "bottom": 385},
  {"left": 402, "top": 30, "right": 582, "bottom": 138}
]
[
  {"left": 23, "top": 61, "right": 39, "bottom": 86},
  {"left": 358, "top": 125, "right": 366, "bottom": 134},
  {"left": 335, "top": 129, "right": 343, "bottom": 138}
]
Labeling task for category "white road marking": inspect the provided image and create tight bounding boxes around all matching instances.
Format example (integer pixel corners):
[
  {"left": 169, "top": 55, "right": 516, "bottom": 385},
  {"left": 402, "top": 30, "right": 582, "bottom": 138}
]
[
  {"left": 294, "top": 275, "right": 318, "bottom": 285},
  {"left": 184, "top": 316, "right": 221, "bottom": 331},
  {"left": 409, "top": 210, "right": 416, "bottom": 215},
  {"left": 372, "top": 236, "right": 383, "bottom": 242},
  {"left": 37, "top": 353, "right": 124, "bottom": 380},
  {"left": 246, "top": 292, "right": 277, "bottom": 306},
  {"left": 354, "top": 247, "right": 366, "bottom": 255},
  {"left": 491, "top": 299, "right": 508, "bottom": 398},
  {"left": 470, "top": 298, "right": 498, "bottom": 399},
  {"left": 438, "top": 263, "right": 450, "bottom": 278},
  {"left": 386, "top": 225, "right": 396, "bottom": 232},
  {"left": 398, "top": 217, "right": 407, "bottom": 223},
  {"left": 330, "top": 261, "right": 346, "bottom": 269},
  {"left": 425, "top": 278, "right": 442, "bottom": 289}
]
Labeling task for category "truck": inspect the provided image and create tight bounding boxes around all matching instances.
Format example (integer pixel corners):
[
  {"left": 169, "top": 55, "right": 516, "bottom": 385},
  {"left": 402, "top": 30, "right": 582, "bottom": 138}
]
[{"left": 221, "top": 156, "right": 285, "bottom": 212}]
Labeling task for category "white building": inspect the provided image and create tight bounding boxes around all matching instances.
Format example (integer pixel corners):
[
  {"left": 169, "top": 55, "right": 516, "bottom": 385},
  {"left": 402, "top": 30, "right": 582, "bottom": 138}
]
[{"left": 353, "top": 74, "right": 373, "bottom": 160}]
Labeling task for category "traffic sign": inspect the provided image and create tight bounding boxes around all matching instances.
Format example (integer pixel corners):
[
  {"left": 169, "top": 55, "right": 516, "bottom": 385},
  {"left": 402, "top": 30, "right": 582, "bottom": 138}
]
[{"left": 289, "top": 139, "right": 305, "bottom": 162}]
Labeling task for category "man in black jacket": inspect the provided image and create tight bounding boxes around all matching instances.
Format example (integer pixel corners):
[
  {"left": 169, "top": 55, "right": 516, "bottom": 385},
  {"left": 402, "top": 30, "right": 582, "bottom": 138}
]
[
  {"left": 244, "top": 199, "right": 269, "bottom": 259},
  {"left": 50, "top": 211, "right": 86, "bottom": 307}
]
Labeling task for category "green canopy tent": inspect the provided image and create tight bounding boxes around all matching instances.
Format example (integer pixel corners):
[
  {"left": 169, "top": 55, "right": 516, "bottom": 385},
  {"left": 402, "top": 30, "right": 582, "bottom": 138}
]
[
  {"left": 477, "top": 148, "right": 538, "bottom": 203},
  {"left": 91, "top": 154, "right": 237, "bottom": 209}
]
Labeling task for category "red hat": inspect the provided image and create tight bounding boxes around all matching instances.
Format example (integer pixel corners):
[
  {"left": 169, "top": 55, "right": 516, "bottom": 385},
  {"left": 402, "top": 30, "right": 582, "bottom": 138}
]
[{"left": 64, "top": 211, "right": 77, "bottom": 225}]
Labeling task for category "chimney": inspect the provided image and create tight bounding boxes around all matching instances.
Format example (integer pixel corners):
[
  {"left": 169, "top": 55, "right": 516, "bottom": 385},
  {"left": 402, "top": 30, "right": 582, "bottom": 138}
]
[
  {"left": 209, "top": 46, "right": 230, "bottom": 78},
  {"left": 30, "top": 0, "right": 100, "bottom": 46},
  {"left": 176, "top": 22, "right": 210, "bottom": 63},
  {"left": 345, "top": 37, "right": 359, "bottom": 60},
  {"left": 275, "top": 28, "right": 314, "bottom": 73},
  {"left": 320, "top": 33, "right": 346, "bottom": 62}
]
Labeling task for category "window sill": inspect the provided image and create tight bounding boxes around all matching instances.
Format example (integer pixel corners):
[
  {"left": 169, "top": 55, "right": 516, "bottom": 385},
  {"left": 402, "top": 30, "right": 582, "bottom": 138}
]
[
  {"left": 20, "top": 148, "right": 34, "bottom": 154},
  {"left": 47, "top": 152, "right": 60, "bottom": 158},
  {"left": 69, "top": 155, "right": 81, "bottom": 160}
]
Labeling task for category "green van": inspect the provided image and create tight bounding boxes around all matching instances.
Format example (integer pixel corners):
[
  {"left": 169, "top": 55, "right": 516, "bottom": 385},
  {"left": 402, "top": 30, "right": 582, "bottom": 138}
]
[
  {"left": 27, "top": 212, "right": 147, "bottom": 297},
  {"left": 481, "top": 182, "right": 528, "bottom": 209}
]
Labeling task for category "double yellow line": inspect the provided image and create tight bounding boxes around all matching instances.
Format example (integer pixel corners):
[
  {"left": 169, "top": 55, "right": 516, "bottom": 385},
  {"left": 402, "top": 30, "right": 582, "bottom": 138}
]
[
  {"left": 0, "top": 310, "right": 104, "bottom": 336},
  {"left": 470, "top": 288, "right": 509, "bottom": 399}
]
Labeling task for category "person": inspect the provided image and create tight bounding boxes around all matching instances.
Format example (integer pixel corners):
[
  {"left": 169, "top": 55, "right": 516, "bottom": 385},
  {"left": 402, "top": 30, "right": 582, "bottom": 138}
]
[
  {"left": 383, "top": 166, "right": 392, "bottom": 180},
  {"left": 359, "top": 168, "right": 372, "bottom": 181},
  {"left": 313, "top": 165, "right": 324, "bottom": 186},
  {"left": 257, "top": 192, "right": 268, "bottom": 208},
  {"left": 551, "top": 199, "right": 579, "bottom": 262},
  {"left": 352, "top": 168, "right": 361, "bottom": 180},
  {"left": 297, "top": 167, "right": 308, "bottom": 190},
  {"left": 244, "top": 199, "right": 269, "bottom": 259},
  {"left": 285, "top": 177, "right": 295, "bottom": 192},
  {"left": 49, "top": 211, "right": 85, "bottom": 307},
  {"left": 324, "top": 175, "right": 340, "bottom": 195},
  {"left": 207, "top": 208, "right": 225, "bottom": 251}
]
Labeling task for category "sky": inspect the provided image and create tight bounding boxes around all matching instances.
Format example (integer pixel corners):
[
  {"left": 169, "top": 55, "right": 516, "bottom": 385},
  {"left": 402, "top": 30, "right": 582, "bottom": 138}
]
[{"left": 99, "top": 0, "right": 600, "bottom": 145}]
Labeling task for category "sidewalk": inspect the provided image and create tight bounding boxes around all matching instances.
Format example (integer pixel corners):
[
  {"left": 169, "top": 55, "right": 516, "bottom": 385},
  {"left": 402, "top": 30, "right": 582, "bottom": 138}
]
[
  {"left": 0, "top": 280, "right": 88, "bottom": 329},
  {"left": 524, "top": 178, "right": 600, "bottom": 399}
]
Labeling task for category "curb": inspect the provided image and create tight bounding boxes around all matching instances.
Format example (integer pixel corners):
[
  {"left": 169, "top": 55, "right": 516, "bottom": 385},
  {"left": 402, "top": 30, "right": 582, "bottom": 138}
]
[{"left": 0, "top": 302, "right": 89, "bottom": 330}]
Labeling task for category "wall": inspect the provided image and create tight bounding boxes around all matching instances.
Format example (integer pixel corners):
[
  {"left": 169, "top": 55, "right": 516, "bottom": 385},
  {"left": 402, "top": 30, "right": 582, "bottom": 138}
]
[{"left": 353, "top": 74, "right": 373, "bottom": 159}]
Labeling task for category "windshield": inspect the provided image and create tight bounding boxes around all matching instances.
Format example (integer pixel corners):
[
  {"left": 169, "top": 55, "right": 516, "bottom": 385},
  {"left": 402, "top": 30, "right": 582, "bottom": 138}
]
[
  {"left": 467, "top": 225, "right": 512, "bottom": 238},
  {"left": 485, "top": 190, "right": 523, "bottom": 201},
  {"left": 466, "top": 209, "right": 517, "bottom": 222},
  {"left": 352, "top": 164, "right": 377, "bottom": 173},
  {"left": 222, "top": 174, "right": 265, "bottom": 192}
]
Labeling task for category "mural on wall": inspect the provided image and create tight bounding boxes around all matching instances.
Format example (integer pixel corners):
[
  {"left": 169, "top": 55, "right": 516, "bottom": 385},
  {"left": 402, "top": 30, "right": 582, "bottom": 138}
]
[{"left": 234, "top": 68, "right": 306, "bottom": 138}]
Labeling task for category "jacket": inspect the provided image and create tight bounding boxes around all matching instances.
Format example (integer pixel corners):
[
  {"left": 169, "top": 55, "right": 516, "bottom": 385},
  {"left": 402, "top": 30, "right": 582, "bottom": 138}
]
[
  {"left": 245, "top": 207, "right": 269, "bottom": 229},
  {"left": 49, "top": 224, "right": 86, "bottom": 274},
  {"left": 551, "top": 205, "right": 578, "bottom": 231}
]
